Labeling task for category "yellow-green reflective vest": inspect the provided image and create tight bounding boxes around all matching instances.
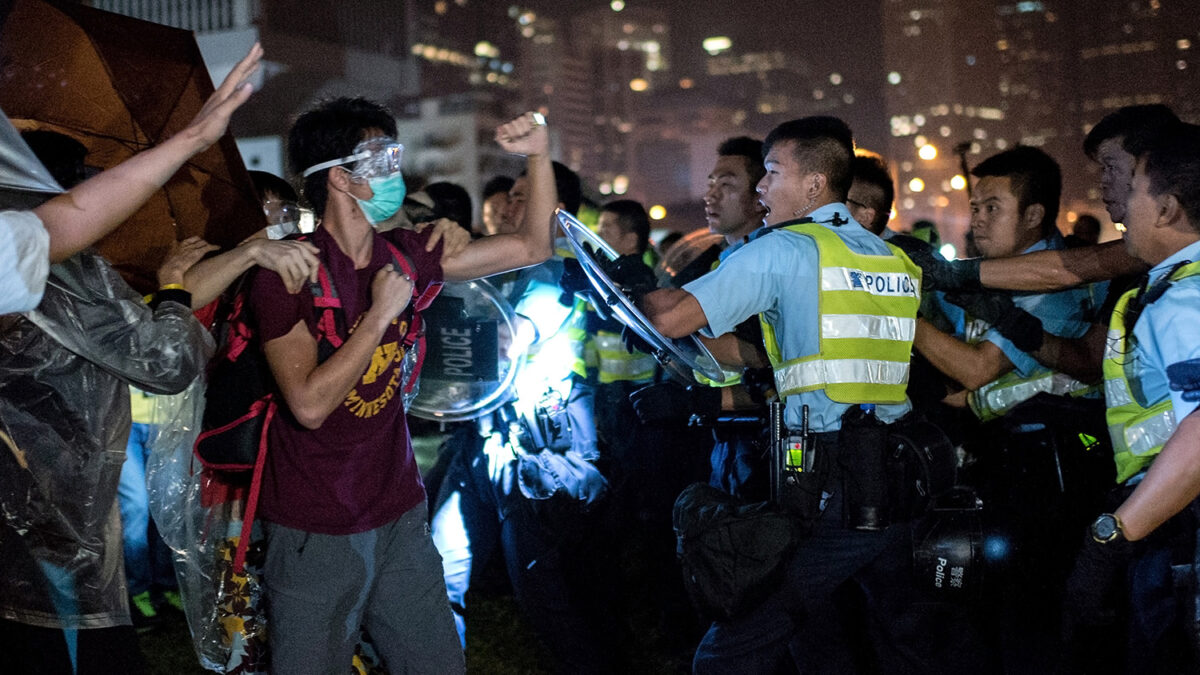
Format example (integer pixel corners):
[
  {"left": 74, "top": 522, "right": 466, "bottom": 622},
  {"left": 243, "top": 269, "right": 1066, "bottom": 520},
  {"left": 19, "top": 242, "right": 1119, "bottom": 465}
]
[
  {"left": 594, "top": 329, "right": 657, "bottom": 383},
  {"left": 1103, "top": 261, "right": 1200, "bottom": 483},
  {"left": 567, "top": 249, "right": 660, "bottom": 383},
  {"left": 758, "top": 223, "right": 921, "bottom": 403},
  {"left": 567, "top": 296, "right": 599, "bottom": 378}
]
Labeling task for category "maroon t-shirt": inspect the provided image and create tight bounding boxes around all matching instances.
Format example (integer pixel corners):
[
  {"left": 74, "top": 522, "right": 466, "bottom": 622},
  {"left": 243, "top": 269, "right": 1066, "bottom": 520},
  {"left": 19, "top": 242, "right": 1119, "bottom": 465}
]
[{"left": 249, "top": 226, "right": 443, "bottom": 534}]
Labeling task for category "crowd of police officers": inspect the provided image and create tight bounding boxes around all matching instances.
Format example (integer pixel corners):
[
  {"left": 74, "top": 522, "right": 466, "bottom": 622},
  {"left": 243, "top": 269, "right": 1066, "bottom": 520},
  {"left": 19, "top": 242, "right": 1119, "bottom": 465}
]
[{"left": 419, "top": 103, "right": 1200, "bottom": 674}]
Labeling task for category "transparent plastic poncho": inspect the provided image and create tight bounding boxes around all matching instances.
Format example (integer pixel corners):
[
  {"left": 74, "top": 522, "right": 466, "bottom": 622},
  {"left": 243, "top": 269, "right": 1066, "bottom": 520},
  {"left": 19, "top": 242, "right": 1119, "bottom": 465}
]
[{"left": 0, "top": 252, "right": 211, "bottom": 631}]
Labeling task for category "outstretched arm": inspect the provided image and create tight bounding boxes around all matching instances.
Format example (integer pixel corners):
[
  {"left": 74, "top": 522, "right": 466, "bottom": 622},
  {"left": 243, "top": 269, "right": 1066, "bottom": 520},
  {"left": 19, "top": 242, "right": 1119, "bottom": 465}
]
[
  {"left": 642, "top": 288, "right": 708, "bottom": 339},
  {"left": 979, "top": 240, "right": 1145, "bottom": 291},
  {"left": 33, "top": 43, "right": 262, "bottom": 262},
  {"left": 441, "top": 113, "right": 555, "bottom": 281}
]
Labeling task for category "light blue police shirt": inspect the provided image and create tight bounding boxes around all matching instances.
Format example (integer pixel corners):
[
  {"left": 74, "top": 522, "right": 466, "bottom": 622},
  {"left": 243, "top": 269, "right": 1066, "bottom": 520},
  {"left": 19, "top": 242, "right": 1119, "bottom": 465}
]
[
  {"left": 1129, "top": 238, "right": 1200, "bottom": 419},
  {"left": 684, "top": 202, "right": 912, "bottom": 433}
]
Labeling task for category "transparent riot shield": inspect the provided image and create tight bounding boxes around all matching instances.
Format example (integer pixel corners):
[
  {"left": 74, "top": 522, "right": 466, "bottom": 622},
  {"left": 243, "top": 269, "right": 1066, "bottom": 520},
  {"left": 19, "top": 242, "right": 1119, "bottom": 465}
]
[
  {"left": 407, "top": 278, "right": 526, "bottom": 421},
  {"left": 555, "top": 209, "right": 726, "bottom": 384}
]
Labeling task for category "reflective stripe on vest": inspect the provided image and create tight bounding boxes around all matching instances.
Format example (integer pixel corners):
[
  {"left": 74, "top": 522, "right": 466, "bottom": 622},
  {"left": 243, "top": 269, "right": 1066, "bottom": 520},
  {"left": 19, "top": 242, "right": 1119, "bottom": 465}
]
[
  {"left": 960, "top": 295, "right": 1097, "bottom": 422},
  {"left": 594, "top": 331, "right": 657, "bottom": 383},
  {"left": 1102, "top": 261, "right": 1200, "bottom": 483},
  {"left": 759, "top": 223, "right": 921, "bottom": 403},
  {"left": 968, "top": 370, "right": 1096, "bottom": 422},
  {"left": 567, "top": 297, "right": 599, "bottom": 377}
]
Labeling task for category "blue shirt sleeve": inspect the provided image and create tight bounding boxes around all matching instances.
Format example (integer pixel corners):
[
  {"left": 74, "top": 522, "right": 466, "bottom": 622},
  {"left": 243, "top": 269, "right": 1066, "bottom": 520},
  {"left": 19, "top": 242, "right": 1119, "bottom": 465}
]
[
  {"left": 683, "top": 234, "right": 817, "bottom": 339},
  {"left": 1145, "top": 280, "right": 1200, "bottom": 418}
]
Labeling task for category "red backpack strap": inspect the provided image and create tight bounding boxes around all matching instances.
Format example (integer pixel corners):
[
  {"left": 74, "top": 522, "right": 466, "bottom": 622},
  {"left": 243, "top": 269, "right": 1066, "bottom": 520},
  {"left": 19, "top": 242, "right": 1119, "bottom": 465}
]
[
  {"left": 232, "top": 398, "right": 276, "bottom": 575},
  {"left": 382, "top": 240, "right": 442, "bottom": 311},
  {"left": 308, "top": 264, "right": 345, "bottom": 350}
]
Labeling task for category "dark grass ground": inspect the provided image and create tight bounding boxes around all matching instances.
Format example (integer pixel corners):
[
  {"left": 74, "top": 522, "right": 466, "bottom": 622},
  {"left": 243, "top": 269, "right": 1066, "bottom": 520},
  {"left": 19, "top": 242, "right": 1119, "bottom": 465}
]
[{"left": 140, "top": 426, "right": 697, "bottom": 674}]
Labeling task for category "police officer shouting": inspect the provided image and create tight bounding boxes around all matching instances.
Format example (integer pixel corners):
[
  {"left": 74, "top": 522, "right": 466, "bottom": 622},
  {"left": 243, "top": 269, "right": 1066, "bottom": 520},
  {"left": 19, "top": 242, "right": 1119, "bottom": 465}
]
[{"left": 642, "top": 116, "right": 927, "bottom": 674}]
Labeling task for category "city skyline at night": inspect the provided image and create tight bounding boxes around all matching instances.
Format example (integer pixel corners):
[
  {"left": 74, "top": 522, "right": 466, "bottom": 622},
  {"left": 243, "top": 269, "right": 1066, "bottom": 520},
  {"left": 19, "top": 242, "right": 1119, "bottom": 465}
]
[{"left": 84, "top": 0, "right": 1198, "bottom": 249}]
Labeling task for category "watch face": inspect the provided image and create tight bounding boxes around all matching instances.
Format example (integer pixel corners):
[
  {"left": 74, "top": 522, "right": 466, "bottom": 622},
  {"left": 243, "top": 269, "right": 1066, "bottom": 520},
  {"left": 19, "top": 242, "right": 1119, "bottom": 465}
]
[{"left": 1092, "top": 514, "right": 1118, "bottom": 542}]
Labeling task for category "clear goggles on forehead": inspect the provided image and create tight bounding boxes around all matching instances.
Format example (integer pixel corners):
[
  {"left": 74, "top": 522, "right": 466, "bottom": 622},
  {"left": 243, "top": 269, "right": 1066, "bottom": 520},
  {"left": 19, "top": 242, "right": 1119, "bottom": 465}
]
[{"left": 301, "top": 136, "right": 404, "bottom": 181}]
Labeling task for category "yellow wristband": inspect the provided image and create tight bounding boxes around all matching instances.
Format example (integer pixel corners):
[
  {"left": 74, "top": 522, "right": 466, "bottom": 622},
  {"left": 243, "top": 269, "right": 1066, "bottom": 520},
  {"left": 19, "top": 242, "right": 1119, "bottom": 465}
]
[{"left": 159, "top": 283, "right": 186, "bottom": 291}]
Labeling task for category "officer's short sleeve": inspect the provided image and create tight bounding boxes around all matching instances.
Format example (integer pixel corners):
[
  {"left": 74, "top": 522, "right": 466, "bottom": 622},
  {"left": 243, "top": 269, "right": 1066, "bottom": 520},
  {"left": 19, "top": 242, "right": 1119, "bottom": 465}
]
[
  {"left": 683, "top": 237, "right": 800, "bottom": 338},
  {"left": 0, "top": 210, "right": 50, "bottom": 313},
  {"left": 1147, "top": 280, "right": 1200, "bottom": 418}
]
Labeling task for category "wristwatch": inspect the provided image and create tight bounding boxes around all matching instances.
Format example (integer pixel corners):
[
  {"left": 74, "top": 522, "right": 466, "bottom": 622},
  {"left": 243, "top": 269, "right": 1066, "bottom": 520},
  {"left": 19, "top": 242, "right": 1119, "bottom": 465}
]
[{"left": 1090, "top": 513, "right": 1125, "bottom": 544}]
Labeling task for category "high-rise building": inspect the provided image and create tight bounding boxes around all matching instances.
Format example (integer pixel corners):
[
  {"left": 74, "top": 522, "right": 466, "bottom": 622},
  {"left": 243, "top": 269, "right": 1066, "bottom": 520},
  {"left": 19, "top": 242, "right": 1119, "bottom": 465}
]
[{"left": 883, "top": 0, "right": 1199, "bottom": 251}]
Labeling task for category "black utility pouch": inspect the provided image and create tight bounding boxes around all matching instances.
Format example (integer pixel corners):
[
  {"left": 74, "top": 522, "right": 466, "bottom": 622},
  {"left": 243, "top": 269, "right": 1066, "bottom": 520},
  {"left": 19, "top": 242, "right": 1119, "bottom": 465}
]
[{"left": 839, "top": 406, "right": 890, "bottom": 531}]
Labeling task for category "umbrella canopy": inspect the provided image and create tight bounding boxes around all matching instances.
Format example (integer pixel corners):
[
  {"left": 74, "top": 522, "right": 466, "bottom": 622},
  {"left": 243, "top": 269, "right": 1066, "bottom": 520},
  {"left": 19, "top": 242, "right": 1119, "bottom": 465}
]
[{"left": 0, "top": 0, "right": 265, "bottom": 292}]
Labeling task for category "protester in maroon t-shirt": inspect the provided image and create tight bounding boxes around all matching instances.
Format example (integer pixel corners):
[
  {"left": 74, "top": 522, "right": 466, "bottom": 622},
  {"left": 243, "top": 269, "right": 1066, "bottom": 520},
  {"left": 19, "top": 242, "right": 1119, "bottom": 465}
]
[
  {"left": 251, "top": 98, "right": 556, "bottom": 674},
  {"left": 250, "top": 225, "right": 440, "bottom": 534}
]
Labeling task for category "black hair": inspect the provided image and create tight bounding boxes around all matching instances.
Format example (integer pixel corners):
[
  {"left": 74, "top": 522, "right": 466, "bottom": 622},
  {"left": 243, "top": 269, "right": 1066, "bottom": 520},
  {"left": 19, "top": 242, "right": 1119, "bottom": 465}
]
[
  {"left": 657, "top": 230, "right": 683, "bottom": 255},
  {"left": 762, "top": 116, "right": 855, "bottom": 199},
  {"left": 288, "top": 97, "right": 398, "bottom": 217},
  {"left": 552, "top": 161, "right": 582, "bottom": 216},
  {"left": 248, "top": 170, "right": 298, "bottom": 203},
  {"left": 425, "top": 181, "right": 473, "bottom": 232},
  {"left": 22, "top": 130, "right": 89, "bottom": 189},
  {"left": 718, "top": 136, "right": 765, "bottom": 187},
  {"left": 522, "top": 161, "right": 582, "bottom": 216},
  {"left": 1083, "top": 104, "right": 1180, "bottom": 160},
  {"left": 971, "top": 145, "right": 1061, "bottom": 237},
  {"left": 1140, "top": 123, "right": 1200, "bottom": 231},
  {"left": 482, "top": 175, "right": 515, "bottom": 200},
  {"left": 601, "top": 199, "right": 651, "bottom": 254},
  {"left": 1072, "top": 214, "right": 1101, "bottom": 237},
  {"left": 850, "top": 153, "right": 894, "bottom": 230}
]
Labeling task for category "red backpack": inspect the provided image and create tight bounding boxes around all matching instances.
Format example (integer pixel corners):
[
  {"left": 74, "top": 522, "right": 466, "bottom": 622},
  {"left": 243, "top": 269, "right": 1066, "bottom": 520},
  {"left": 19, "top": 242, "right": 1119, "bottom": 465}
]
[{"left": 194, "top": 235, "right": 439, "bottom": 571}]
